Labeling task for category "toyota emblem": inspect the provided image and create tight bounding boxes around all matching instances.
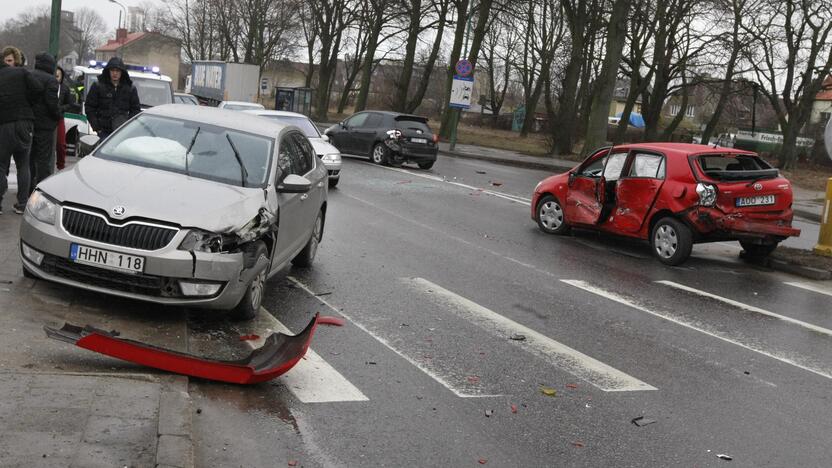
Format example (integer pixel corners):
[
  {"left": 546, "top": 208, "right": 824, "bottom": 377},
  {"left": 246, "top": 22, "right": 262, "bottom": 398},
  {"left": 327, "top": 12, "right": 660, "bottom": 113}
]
[
  {"left": 112, "top": 205, "right": 126, "bottom": 217},
  {"left": 753, "top": 183, "right": 763, "bottom": 191}
]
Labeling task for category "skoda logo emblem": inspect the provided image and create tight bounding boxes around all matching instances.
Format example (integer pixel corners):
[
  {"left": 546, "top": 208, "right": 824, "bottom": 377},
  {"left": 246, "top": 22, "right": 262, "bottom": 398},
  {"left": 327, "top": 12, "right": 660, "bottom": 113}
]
[
  {"left": 753, "top": 183, "right": 763, "bottom": 191},
  {"left": 112, "top": 205, "right": 126, "bottom": 217}
]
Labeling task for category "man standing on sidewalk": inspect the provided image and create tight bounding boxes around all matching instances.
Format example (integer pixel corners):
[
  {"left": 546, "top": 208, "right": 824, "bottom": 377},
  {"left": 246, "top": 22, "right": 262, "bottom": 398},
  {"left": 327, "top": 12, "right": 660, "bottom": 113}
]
[
  {"left": 29, "top": 52, "right": 61, "bottom": 195},
  {"left": 0, "top": 46, "right": 41, "bottom": 215}
]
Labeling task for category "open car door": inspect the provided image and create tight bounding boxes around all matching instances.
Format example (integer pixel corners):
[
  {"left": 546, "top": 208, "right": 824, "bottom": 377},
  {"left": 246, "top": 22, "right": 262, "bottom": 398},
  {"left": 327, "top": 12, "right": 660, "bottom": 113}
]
[{"left": 610, "top": 151, "right": 665, "bottom": 233}]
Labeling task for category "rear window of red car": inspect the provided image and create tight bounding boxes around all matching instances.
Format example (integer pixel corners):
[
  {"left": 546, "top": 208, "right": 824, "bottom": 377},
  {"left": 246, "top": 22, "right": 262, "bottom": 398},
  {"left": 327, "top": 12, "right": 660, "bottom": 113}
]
[{"left": 696, "top": 154, "right": 778, "bottom": 181}]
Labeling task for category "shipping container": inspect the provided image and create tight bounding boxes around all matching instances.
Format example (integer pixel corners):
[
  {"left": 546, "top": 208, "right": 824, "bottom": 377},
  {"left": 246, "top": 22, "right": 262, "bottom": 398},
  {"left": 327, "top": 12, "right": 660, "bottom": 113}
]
[{"left": 189, "top": 61, "right": 260, "bottom": 103}]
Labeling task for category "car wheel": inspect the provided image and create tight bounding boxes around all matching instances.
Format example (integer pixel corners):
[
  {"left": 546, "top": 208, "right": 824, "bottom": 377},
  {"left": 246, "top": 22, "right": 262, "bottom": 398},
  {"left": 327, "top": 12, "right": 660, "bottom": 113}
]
[
  {"left": 371, "top": 143, "right": 389, "bottom": 165},
  {"left": 740, "top": 240, "right": 778, "bottom": 258},
  {"left": 418, "top": 161, "right": 434, "bottom": 170},
  {"left": 328, "top": 178, "right": 339, "bottom": 188},
  {"left": 651, "top": 217, "right": 693, "bottom": 266},
  {"left": 292, "top": 210, "right": 323, "bottom": 268},
  {"left": 230, "top": 241, "right": 268, "bottom": 321},
  {"left": 536, "top": 195, "right": 570, "bottom": 235}
]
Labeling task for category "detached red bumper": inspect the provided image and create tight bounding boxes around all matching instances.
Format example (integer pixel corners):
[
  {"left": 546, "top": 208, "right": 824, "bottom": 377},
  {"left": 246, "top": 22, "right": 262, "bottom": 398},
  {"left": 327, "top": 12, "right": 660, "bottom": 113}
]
[{"left": 45, "top": 314, "right": 318, "bottom": 384}]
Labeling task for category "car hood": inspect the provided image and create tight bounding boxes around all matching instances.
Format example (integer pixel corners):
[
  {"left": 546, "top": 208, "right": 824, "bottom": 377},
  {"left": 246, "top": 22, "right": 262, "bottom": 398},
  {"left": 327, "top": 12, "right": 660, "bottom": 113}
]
[
  {"left": 39, "top": 156, "right": 267, "bottom": 232},
  {"left": 308, "top": 138, "right": 340, "bottom": 156}
]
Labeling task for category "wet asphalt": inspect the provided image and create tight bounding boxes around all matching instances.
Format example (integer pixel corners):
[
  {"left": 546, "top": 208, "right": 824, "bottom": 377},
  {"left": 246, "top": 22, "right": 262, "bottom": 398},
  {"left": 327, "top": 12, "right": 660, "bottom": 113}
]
[{"left": 3, "top": 154, "right": 830, "bottom": 466}]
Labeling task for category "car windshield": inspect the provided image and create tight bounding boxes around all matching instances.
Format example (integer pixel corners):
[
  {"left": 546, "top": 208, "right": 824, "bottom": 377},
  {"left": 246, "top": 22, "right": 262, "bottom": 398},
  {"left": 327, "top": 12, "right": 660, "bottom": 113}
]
[
  {"left": 261, "top": 115, "right": 320, "bottom": 138},
  {"left": 224, "top": 103, "right": 265, "bottom": 111},
  {"left": 95, "top": 114, "right": 273, "bottom": 188}
]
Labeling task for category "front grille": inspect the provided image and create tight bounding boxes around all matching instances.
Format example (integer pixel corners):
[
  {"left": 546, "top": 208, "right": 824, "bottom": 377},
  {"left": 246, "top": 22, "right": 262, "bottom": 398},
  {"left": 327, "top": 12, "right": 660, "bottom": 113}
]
[
  {"left": 40, "top": 254, "right": 179, "bottom": 297},
  {"left": 62, "top": 208, "right": 178, "bottom": 251}
]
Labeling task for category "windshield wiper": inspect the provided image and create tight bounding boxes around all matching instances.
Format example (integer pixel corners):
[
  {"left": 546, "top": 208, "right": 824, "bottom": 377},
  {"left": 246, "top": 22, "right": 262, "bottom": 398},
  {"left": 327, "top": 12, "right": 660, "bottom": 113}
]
[
  {"left": 225, "top": 134, "right": 248, "bottom": 187},
  {"left": 185, "top": 127, "right": 200, "bottom": 178}
]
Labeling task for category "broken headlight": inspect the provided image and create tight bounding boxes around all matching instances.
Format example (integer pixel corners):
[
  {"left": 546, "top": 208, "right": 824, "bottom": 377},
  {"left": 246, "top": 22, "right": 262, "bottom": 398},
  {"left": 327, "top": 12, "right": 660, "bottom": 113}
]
[
  {"left": 179, "top": 229, "right": 224, "bottom": 253},
  {"left": 26, "top": 190, "right": 59, "bottom": 225},
  {"left": 696, "top": 183, "right": 717, "bottom": 207}
]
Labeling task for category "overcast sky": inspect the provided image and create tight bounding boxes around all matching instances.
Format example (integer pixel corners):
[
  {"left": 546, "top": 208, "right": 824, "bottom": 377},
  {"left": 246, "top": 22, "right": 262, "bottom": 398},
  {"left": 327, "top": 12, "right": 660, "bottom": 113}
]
[{"left": 3, "top": 0, "right": 162, "bottom": 32}]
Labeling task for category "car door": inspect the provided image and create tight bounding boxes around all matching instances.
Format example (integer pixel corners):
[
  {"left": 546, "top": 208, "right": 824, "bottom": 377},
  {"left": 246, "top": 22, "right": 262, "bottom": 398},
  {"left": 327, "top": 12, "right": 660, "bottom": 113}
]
[
  {"left": 352, "top": 112, "right": 384, "bottom": 156},
  {"left": 564, "top": 149, "right": 609, "bottom": 226},
  {"left": 338, "top": 113, "right": 370, "bottom": 154},
  {"left": 272, "top": 134, "right": 309, "bottom": 268},
  {"left": 290, "top": 132, "right": 325, "bottom": 240},
  {"left": 610, "top": 152, "right": 666, "bottom": 233}
]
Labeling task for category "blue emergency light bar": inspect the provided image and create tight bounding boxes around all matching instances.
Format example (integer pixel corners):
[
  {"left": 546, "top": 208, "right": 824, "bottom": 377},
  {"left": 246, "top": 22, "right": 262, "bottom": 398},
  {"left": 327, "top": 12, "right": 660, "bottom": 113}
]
[{"left": 87, "top": 60, "right": 161, "bottom": 75}]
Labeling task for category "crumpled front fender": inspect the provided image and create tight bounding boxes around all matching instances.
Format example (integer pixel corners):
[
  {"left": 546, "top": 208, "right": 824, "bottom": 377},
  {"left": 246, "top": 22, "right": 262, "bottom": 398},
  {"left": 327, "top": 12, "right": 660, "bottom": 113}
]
[{"left": 44, "top": 314, "right": 318, "bottom": 384}]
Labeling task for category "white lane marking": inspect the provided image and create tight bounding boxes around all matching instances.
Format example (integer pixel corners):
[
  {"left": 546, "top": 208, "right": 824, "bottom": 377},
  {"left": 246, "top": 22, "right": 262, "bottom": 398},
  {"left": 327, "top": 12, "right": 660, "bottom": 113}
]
[
  {"left": 244, "top": 309, "right": 368, "bottom": 403},
  {"left": 657, "top": 280, "right": 832, "bottom": 337},
  {"left": 409, "top": 277, "right": 656, "bottom": 392},
  {"left": 373, "top": 163, "right": 532, "bottom": 206},
  {"left": 785, "top": 282, "right": 832, "bottom": 298},
  {"left": 288, "top": 276, "right": 500, "bottom": 398},
  {"left": 563, "top": 280, "right": 832, "bottom": 381}
]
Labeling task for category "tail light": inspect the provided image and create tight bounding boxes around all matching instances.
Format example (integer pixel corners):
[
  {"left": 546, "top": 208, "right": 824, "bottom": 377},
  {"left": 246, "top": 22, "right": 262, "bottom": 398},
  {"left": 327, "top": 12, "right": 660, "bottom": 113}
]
[
  {"left": 386, "top": 129, "right": 402, "bottom": 139},
  {"left": 696, "top": 183, "right": 717, "bottom": 206}
]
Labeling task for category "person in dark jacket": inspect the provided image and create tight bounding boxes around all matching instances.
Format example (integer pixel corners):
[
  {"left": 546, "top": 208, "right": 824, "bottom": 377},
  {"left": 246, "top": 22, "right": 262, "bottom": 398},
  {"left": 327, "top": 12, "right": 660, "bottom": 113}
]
[
  {"left": 29, "top": 52, "right": 61, "bottom": 195},
  {"left": 84, "top": 57, "right": 140, "bottom": 140},
  {"left": 54, "top": 66, "right": 78, "bottom": 170},
  {"left": 0, "top": 46, "right": 41, "bottom": 215}
]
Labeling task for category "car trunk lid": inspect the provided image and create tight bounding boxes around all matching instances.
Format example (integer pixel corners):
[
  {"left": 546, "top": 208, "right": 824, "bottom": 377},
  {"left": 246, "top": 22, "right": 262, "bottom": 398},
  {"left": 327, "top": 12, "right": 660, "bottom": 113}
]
[{"left": 694, "top": 153, "right": 794, "bottom": 213}]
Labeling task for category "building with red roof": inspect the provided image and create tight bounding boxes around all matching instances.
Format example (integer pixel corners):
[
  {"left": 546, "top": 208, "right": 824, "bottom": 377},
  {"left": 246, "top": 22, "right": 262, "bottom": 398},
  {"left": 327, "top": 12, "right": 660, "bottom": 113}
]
[{"left": 95, "top": 28, "right": 183, "bottom": 90}]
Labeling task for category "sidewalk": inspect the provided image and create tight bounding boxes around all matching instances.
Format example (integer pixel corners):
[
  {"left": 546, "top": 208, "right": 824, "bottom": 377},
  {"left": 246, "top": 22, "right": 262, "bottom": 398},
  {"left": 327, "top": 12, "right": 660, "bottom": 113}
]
[
  {"left": 0, "top": 158, "right": 194, "bottom": 468},
  {"left": 438, "top": 142, "right": 826, "bottom": 222}
]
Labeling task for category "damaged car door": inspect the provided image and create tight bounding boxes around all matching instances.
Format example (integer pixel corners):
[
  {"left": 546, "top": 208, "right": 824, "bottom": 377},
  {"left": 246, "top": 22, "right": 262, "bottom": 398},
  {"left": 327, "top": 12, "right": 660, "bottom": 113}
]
[{"left": 610, "top": 152, "right": 665, "bottom": 233}]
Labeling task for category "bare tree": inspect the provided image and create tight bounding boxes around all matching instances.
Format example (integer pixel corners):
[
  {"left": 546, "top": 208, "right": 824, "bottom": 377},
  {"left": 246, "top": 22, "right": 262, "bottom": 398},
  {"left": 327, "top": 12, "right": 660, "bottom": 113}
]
[
  {"left": 480, "top": 8, "right": 518, "bottom": 122},
  {"left": 72, "top": 8, "right": 107, "bottom": 61},
  {"left": 309, "top": 0, "right": 354, "bottom": 121},
  {"left": 354, "top": 0, "right": 400, "bottom": 111}
]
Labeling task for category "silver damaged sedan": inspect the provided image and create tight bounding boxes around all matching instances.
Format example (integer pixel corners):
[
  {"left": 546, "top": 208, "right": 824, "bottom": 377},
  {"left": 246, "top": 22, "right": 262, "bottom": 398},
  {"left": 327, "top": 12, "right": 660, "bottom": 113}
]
[{"left": 20, "top": 104, "right": 328, "bottom": 320}]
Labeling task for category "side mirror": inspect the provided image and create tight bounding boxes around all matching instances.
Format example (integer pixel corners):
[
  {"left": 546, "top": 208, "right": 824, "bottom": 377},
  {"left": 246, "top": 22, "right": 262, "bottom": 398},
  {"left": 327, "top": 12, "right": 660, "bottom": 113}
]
[
  {"left": 79, "top": 134, "right": 100, "bottom": 147},
  {"left": 321, "top": 134, "right": 330, "bottom": 142},
  {"left": 78, "top": 134, "right": 100, "bottom": 157},
  {"left": 340, "top": 121, "right": 347, "bottom": 129},
  {"left": 277, "top": 174, "right": 312, "bottom": 193},
  {"left": 567, "top": 171, "right": 576, "bottom": 186}
]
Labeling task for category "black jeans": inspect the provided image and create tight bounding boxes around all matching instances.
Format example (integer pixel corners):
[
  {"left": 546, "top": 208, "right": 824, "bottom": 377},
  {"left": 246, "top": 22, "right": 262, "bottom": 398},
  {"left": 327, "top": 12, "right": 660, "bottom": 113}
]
[
  {"left": 0, "top": 120, "right": 33, "bottom": 208},
  {"left": 29, "top": 127, "right": 57, "bottom": 196}
]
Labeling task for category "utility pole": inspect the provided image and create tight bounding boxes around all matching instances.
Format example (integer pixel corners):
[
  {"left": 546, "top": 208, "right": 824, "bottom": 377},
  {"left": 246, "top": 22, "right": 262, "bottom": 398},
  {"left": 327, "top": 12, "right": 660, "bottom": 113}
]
[
  {"left": 48, "top": 0, "right": 62, "bottom": 58},
  {"left": 448, "top": 1, "right": 478, "bottom": 152}
]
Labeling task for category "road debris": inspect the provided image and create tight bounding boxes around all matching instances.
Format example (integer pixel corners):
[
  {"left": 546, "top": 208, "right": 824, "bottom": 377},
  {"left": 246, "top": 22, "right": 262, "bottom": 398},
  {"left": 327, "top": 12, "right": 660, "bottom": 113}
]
[
  {"left": 540, "top": 386, "right": 557, "bottom": 397},
  {"left": 238, "top": 334, "right": 260, "bottom": 341},
  {"left": 484, "top": 409, "right": 494, "bottom": 417},
  {"left": 318, "top": 316, "right": 345, "bottom": 327},
  {"left": 43, "top": 314, "right": 319, "bottom": 384},
  {"left": 631, "top": 416, "right": 657, "bottom": 427},
  {"left": 467, "top": 375, "right": 481, "bottom": 383},
  {"left": 478, "top": 459, "right": 488, "bottom": 464},
  {"left": 314, "top": 291, "right": 333, "bottom": 296},
  {"left": 396, "top": 179, "right": 412, "bottom": 184},
  {"left": 510, "top": 404, "right": 518, "bottom": 413},
  {"left": 365, "top": 361, "right": 377, "bottom": 365},
  {"left": 566, "top": 383, "right": 578, "bottom": 389},
  {"left": 490, "top": 181, "right": 503, "bottom": 186},
  {"left": 572, "top": 441, "right": 584, "bottom": 448},
  {"left": 476, "top": 170, "right": 487, "bottom": 174},
  {"left": 509, "top": 333, "right": 526, "bottom": 341},
  {"left": 288, "top": 460, "right": 298, "bottom": 466},
  {"left": 716, "top": 454, "right": 733, "bottom": 461}
]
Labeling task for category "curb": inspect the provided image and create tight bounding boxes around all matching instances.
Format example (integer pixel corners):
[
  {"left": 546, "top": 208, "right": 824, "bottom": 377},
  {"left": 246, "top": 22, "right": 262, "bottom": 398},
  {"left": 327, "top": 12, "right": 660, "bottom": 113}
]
[
  {"left": 741, "top": 252, "right": 832, "bottom": 280},
  {"left": 438, "top": 149, "right": 573, "bottom": 173},
  {"left": 793, "top": 207, "right": 822, "bottom": 223},
  {"left": 156, "top": 376, "right": 194, "bottom": 468}
]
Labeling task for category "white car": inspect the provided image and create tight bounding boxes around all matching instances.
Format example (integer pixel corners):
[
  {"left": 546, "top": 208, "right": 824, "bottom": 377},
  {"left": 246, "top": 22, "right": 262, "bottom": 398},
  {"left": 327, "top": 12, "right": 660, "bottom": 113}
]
[
  {"left": 245, "top": 110, "right": 342, "bottom": 188},
  {"left": 218, "top": 101, "right": 266, "bottom": 111}
]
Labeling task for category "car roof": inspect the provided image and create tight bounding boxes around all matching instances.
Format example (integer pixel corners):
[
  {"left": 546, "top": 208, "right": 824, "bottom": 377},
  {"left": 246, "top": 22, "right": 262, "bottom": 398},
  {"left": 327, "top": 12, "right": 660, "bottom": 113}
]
[
  {"left": 144, "top": 104, "right": 290, "bottom": 136},
  {"left": 621, "top": 142, "right": 756, "bottom": 157},
  {"left": 355, "top": 110, "right": 429, "bottom": 120},
  {"left": 243, "top": 110, "right": 308, "bottom": 119},
  {"left": 220, "top": 101, "right": 264, "bottom": 106}
]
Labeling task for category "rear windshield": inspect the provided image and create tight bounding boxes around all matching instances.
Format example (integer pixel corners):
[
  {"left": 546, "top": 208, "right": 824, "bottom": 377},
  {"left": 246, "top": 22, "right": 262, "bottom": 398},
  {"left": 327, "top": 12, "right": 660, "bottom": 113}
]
[
  {"left": 95, "top": 114, "right": 273, "bottom": 188},
  {"left": 395, "top": 117, "right": 431, "bottom": 134},
  {"left": 697, "top": 154, "right": 778, "bottom": 181}
]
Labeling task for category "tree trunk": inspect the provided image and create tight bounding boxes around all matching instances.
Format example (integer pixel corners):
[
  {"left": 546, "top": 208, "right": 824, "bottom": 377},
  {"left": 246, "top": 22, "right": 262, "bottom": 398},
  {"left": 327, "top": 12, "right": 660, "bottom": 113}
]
[
  {"left": 439, "top": 0, "right": 471, "bottom": 138},
  {"left": 583, "top": 0, "right": 630, "bottom": 155},
  {"left": 406, "top": 1, "right": 450, "bottom": 113},
  {"left": 551, "top": 0, "right": 587, "bottom": 155},
  {"left": 393, "top": 0, "right": 422, "bottom": 112},
  {"left": 354, "top": 8, "right": 384, "bottom": 112}
]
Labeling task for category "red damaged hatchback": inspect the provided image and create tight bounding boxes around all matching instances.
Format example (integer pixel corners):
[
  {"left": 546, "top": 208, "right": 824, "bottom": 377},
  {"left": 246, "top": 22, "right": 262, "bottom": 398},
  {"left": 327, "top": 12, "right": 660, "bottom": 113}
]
[{"left": 531, "top": 143, "right": 801, "bottom": 265}]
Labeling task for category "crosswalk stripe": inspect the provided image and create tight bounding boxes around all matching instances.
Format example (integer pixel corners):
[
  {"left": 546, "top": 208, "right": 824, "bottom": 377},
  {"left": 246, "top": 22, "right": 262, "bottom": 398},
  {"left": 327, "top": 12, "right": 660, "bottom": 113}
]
[
  {"left": 657, "top": 280, "right": 832, "bottom": 337},
  {"left": 563, "top": 279, "right": 832, "bottom": 381},
  {"left": 410, "top": 278, "right": 657, "bottom": 392},
  {"left": 288, "top": 277, "right": 501, "bottom": 398},
  {"left": 242, "top": 309, "right": 369, "bottom": 403},
  {"left": 784, "top": 281, "right": 832, "bottom": 298}
]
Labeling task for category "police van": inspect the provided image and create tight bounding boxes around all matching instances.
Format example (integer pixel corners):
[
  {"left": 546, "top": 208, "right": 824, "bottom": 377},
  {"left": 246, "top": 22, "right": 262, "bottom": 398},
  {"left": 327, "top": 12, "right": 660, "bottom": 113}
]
[{"left": 66, "top": 60, "right": 174, "bottom": 156}]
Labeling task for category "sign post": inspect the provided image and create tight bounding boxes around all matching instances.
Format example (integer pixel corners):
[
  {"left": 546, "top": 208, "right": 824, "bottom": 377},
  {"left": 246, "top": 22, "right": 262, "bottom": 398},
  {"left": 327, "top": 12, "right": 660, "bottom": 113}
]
[
  {"left": 449, "top": 60, "right": 474, "bottom": 152},
  {"left": 48, "top": 0, "right": 62, "bottom": 58}
]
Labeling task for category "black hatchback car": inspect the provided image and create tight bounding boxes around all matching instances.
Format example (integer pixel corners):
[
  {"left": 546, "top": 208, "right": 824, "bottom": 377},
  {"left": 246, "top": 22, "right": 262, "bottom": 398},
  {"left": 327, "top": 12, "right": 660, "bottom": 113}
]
[{"left": 324, "top": 111, "right": 438, "bottom": 169}]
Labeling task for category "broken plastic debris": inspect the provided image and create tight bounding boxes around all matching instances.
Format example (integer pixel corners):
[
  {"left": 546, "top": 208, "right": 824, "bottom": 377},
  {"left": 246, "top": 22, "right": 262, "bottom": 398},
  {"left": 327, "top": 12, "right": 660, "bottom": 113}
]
[
  {"left": 467, "top": 375, "right": 481, "bottom": 383},
  {"left": 510, "top": 404, "right": 518, "bottom": 414},
  {"left": 490, "top": 181, "right": 503, "bottom": 187},
  {"left": 288, "top": 460, "right": 298, "bottom": 467},
  {"left": 566, "top": 383, "right": 578, "bottom": 389},
  {"left": 509, "top": 334, "right": 526, "bottom": 341},
  {"left": 478, "top": 459, "right": 488, "bottom": 465},
  {"left": 314, "top": 291, "right": 333, "bottom": 296},
  {"left": 572, "top": 441, "right": 584, "bottom": 448},
  {"left": 365, "top": 361, "right": 377, "bottom": 365},
  {"left": 238, "top": 334, "right": 260, "bottom": 341},
  {"left": 631, "top": 416, "right": 657, "bottom": 427},
  {"left": 716, "top": 454, "right": 733, "bottom": 461},
  {"left": 43, "top": 314, "right": 319, "bottom": 384},
  {"left": 476, "top": 170, "right": 486, "bottom": 174},
  {"left": 540, "top": 386, "right": 557, "bottom": 397},
  {"left": 318, "top": 316, "right": 345, "bottom": 327},
  {"left": 484, "top": 409, "right": 493, "bottom": 417}
]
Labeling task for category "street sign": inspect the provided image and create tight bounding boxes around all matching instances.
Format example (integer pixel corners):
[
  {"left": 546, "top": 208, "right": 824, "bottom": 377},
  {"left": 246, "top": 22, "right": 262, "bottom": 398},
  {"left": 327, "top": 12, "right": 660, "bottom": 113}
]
[
  {"left": 454, "top": 59, "right": 473, "bottom": 77},
  {"left": 449, "top": 75, "right": 474, "bottom": 109}
]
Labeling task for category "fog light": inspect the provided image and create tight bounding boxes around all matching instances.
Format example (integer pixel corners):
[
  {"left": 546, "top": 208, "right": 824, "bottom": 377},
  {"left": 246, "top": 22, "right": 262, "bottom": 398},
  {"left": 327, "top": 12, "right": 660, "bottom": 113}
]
[
  {"left": 179, "top": 281, "right": 222, "bottom": 297},
  {"left": 21, "top": 243, "right": 44, "bottom": 265}
]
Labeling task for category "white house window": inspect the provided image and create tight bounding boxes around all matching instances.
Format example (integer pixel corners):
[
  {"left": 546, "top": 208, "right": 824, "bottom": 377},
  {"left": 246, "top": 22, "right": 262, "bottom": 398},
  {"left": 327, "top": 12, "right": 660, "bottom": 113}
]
[
  {"left": 669, "top": 104, "right": 680, "bottom": 116},
  {"left": 669, "top": 104, "right": 695, "bottom": 118},
  {"left": 686, "top": 106, "right": 695, "bottom": 118}
]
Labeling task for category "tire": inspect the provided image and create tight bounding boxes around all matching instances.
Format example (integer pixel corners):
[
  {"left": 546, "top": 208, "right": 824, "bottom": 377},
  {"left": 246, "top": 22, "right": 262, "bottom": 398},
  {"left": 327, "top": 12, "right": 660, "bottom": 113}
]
[
  {"left": 230, "top": 241, "right": 268, "bottom": 321},
  {"left": 418, "top": 161, "right": 434, "bottom": 170},
  {"left": 371, "top": 143, "right": 389, "bottom": 165},
  {"left": 328, "top": 178, "right": 339, "bottom": 188},
  {"left": 292, "top": 210, "right": 323, "bottom": 268},
  {"left": 535, "top": 195, "right": 570, "bottom": 235},
  {"left": 650, "top": 217, "right": 693, "bottom": 266},
  {"left": 740, "top": 240, "right": 778, "bottom": 258}
]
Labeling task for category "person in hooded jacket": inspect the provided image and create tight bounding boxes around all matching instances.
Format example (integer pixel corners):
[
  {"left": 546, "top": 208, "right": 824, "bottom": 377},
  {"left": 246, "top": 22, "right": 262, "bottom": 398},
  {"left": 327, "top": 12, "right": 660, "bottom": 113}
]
[
  {"left": 0, "top": 46, "right": 41, "bottom": 215},
  {"left": 29, "top": 52, "right": 61, "bottom": 194},
  {"left": 84, "top": 57, "right": 140, "bottom": 140},
  {"left": 54, "top": 66, "right": 78, "bottom": 170}
]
